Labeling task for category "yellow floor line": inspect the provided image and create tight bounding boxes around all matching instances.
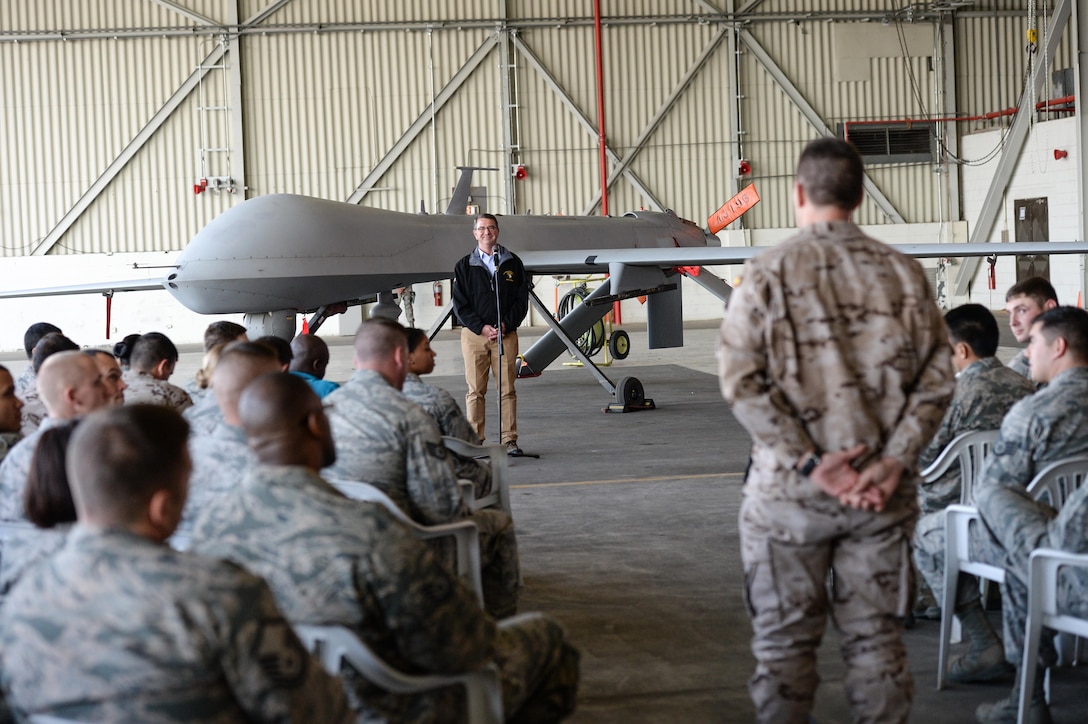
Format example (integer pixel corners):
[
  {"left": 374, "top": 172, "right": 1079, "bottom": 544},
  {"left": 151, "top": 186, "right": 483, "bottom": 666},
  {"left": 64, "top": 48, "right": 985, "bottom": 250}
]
[{"left": 512, "top": 471, "right": 745, "bottom": 489}]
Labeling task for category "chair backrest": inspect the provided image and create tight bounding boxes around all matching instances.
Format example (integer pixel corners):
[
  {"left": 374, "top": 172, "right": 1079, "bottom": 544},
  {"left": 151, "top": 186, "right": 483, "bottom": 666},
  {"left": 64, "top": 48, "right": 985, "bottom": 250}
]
[
  {"left": 294, "top": 624, "right": 503, "bottom": 724},
  {"left": 441, "top": 436, "right": 511, "bottom": 516},
  {"left": 330, "top": 480, "right": 414, "bottom": 526},
  {"left": 921, "top": 429, "right": 1000, "bottom": 505},
  {"left": 1025, "top": 456, "right": 1088, "bottom": 508}
]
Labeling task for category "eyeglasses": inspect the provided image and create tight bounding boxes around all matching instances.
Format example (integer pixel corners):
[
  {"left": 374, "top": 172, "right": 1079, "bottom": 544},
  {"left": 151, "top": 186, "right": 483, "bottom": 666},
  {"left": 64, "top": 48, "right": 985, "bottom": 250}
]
[{"left": 474, "top": 226, "right": 498, "bottom": 232}]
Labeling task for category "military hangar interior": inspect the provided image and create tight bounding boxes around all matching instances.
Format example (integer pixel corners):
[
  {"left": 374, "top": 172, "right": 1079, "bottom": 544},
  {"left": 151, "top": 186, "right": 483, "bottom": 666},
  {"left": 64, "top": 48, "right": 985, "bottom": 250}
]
[{"left": 2, "top": 1, "right": 1088, "bottom": 721}]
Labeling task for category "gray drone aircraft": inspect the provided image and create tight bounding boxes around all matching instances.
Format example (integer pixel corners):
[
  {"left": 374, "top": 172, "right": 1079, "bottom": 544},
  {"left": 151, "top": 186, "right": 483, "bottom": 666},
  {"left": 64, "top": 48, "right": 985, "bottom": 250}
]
[{"left": 4, "top": 167, "right": 1087, "bottom": 409}]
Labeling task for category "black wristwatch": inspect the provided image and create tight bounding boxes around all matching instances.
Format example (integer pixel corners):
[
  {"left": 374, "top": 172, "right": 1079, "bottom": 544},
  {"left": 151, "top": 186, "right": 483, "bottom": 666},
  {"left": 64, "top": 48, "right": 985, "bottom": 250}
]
[{"left": 798, "top": 449, "right": 822, "bottom": 477}]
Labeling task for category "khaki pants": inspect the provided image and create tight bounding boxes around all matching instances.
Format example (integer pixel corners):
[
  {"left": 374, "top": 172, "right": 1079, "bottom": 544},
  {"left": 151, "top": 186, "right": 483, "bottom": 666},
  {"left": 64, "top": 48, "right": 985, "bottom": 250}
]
[
  {"left": 740, "top": 489, "right": 916, "bottom": 724},
  {"left": 461, "top": 328, "right": 518, "bottom": 444}
]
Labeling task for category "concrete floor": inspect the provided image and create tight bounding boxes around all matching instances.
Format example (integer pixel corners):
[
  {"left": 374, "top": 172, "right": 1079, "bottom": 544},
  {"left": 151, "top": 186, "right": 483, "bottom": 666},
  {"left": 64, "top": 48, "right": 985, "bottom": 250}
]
[{"left": 3, "top": 317, "right": 1086, "bottom": 722}]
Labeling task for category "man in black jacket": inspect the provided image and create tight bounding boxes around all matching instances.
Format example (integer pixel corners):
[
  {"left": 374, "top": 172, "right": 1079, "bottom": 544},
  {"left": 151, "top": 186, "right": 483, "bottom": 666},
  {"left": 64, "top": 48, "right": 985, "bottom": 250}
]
[{"left": 452, "top": 213, "right": 530, "bottom": 455}]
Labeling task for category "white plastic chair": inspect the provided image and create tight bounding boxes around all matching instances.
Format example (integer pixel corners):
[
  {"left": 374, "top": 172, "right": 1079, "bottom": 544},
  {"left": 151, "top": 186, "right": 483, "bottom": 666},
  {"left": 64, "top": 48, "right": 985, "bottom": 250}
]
[
  {"left": 938, "top": 456, "right": 1088, "bottom": 689},
  {"left": 920, "top": 429, "right": 1000, "bottom": 505},
  {"left": 329, "top": 479, "right": 484, "bottom": 605},
  {"left": 1018, "top": 549, "right": 1088, "bottom": 724},
  {"left": 294, "top": 624, "right": 503, "bottom": 724},
  {"left": 442, "top": 436, "right": 512, "bottom": 516}
]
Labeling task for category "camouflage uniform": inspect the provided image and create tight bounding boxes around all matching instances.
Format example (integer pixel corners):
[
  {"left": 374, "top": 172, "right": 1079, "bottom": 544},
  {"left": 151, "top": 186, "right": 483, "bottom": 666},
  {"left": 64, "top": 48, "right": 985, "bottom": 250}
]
[
  {"left": 0, "top": 433, "right": 19, "bottom": 465},
  {"left": 1007, "top": 348, "right": 1031, "bottom": 380},
  {"left": 719, "top": 220, "right": 954, "bottom": 724},
  {"left": 403, "top": 372, "right": 492, "bottom": 498},
  {"left": 325, "top": 369, "right": 520, "bottom": 618},
  {"left": 968, "top": 366, "right": 1088, "bottom": 665},
  {"left": 12, "top": 365, "right": 33, "bottom": 401},
  {"left": 16, "top": 387, "right": 45, "bottom": 439},
  {"left": 0, "top": 525, "right": 351, "bottom": 723},
  {"left": 913, "top": 358, "right": 1035, "bottom": 607},
  {"left": 190, "top": 465, "right": 578, "bottom": 723},
  {"left": 0, "top": 418, "right": 62, "bottom": 522},
  {"left": 0, "top": 524, "right": 70, "bottom": 604},
  {"left": 122, "top": 369, "right": 193, "bottom": 411},
  {"left": 183, "top": 421, "right": 255, "bottom": 531},
  {"left": 183, "top": 394, "right": 225, "bottom": 437}
]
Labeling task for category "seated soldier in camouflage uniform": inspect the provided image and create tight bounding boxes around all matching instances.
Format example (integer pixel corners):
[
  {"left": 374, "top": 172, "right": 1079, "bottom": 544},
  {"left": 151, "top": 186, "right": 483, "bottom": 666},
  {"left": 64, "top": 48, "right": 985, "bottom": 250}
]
[
  {"left": 913, "top": 304, "right": 1035, "bottom": 682},
  {"left": 965, "top": 307, "right": 1088, "bottom": 724},
  {"left": 0, "top": 404, "right": 351, "bottom": 723},
  {"left": 0, "top": 352, "right": 111, "bottom": 521},
  {"left": 183, "top": 342, "right": 230, "bottom": 436},
  {"left": 13, "top": 323, "right": 61, "bottom": 400},
  {"left": 121, "top": 332, "right": 193, "bottom": 411},
  {"left": 325, "top": 319, "right": 521, "bottom": 619},
  {"left": 19, "top": 332, "right": 80, "bottom": 437},
  {"left": 182, "top": 321, "right": 248, "bottom": 403},
  {"left": 191, "top": 373, "right": 579, "bottom": 722},
  {"left": 83, "top": 349, "right": 128, "bottom": 406},
  {"left": 183, "top": 342, "right": 280, "bottom": 531},
  {"left": 0, "top": 420, "right": 79, "bottom": 603},
  {"left": 0, "top": 365, "right": 23, "bottom": 464},
  {"left": 1004, "top": 277, "right": 1058, "bottom": 381},
  {"left": 404, "top": 327, "right": 491, "bottom": 498}
]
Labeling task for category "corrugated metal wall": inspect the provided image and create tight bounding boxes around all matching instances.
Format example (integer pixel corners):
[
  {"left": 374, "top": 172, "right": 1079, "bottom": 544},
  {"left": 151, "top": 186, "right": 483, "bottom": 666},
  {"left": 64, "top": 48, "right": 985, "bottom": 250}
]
[{"left": 0, "top": 1, "right": 1070, "bottom": 259}]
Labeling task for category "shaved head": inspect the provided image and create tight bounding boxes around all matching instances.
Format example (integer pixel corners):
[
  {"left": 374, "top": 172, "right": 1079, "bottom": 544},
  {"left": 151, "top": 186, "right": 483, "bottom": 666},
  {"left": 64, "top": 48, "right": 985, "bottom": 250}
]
[
  {"left": 37, "top": 351, "right": 110, "bottom": 419},
  {"left": 353, "top": 318, "right": 409, "bottom": 389},
  {"left": 239, "top": 372, "right": 336, "bottom": 469},
  {"left": 68, "top": 405, "right": 190, "bottom": 530},
  {"left": 211, "top": 342, "right": 282, "bottom": 423},
  {"left": 290, "top": 334, "right": 331, "bottom": 379}
]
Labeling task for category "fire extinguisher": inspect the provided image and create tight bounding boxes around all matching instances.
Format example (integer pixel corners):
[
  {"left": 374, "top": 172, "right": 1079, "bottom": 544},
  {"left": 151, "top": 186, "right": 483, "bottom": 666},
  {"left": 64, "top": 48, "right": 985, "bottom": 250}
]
[
  {"left": 987, "top": 255, "right": 997, "bottom": 290},
  {"left": 433, "top": 281, "right": 443, "bottom": 306}
]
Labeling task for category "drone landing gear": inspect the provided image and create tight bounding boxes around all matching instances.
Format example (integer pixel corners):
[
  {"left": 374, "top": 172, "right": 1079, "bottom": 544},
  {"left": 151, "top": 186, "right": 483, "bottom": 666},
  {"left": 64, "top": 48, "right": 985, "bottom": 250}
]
[{"left": 606, "top": 376, "right": 656, "bottom": 414}]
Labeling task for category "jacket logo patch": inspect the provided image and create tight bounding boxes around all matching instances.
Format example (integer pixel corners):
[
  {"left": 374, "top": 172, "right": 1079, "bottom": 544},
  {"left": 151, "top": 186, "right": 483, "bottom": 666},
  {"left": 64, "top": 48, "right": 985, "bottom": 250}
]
[{"left": 503, "top": 270, "right": 515, "bottom": 283}]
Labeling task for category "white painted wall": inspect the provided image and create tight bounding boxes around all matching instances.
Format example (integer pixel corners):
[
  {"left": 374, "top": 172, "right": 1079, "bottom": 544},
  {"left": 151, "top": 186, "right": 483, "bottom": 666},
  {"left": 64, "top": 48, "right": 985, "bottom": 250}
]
[{"left": 959, "top": 116, "right": 1084, "bottom": 308}]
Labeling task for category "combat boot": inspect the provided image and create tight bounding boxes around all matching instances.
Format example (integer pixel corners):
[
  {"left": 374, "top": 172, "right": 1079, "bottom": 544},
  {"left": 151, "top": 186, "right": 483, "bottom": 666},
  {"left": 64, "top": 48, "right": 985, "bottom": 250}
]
[
  {"left": 975, "top": 665, "right": 1051, "bottom": 724},
  {"left": 948, "top": 600, "right": 1014, "bottom": 683}
]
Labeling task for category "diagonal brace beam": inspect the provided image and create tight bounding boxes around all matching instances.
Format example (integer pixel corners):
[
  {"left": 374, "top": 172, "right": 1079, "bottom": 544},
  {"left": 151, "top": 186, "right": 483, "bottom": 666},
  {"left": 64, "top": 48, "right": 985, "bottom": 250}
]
[
  {"left": 512, "top": 35, "right": 666, "bottom": 213},
  {"left": 345, "top": 36, "right": 498, "bottom": 205},
  {"left": 583, "top": 27, "right": 728, "bottom": 215},
  {"left": 739, "top": 28, "right": 906, "bottom": 223}
]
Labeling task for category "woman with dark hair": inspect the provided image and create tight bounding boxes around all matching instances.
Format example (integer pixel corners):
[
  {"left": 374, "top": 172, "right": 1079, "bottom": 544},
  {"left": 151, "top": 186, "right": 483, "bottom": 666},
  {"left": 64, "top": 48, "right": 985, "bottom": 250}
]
[
  {"left": 401, "top": 328, "right": 493, "bottom": 498},
  {"left": 0, "top": 420, "right": 80, "bottom": 600},
  {"left": 113, "top": 333, "right": 142, "bottom": 370}
]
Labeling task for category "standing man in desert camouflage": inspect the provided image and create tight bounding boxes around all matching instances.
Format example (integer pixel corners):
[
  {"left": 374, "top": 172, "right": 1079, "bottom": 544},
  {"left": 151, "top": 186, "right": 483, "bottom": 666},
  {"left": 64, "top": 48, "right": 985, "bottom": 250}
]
[{"left": 719, "top": 137, "right": 954, "bottom": 724}]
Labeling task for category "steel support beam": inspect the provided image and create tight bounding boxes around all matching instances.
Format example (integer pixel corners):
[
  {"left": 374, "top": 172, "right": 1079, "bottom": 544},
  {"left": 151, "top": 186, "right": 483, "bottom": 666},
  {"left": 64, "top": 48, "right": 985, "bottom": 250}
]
[
  {"left": 345, "top": 37, "right": 498, "bottom": 205},
  {"left": 582, "top": 27, "right": 728, "bottom": 215},
  {"left": 512, "top": 35, "right": 666, "bottom": 212},
  {"left": 500, "top": 8, "right": 517, "bottom": 213},
  {"left": 953, "top": 0, "right": 1072, "bottom": 297},
  {"left": 228, "top": 1, "right": 247, "bottom": 198},
  {"left": 738, "top": 28, "right": 906, "bottom": 224},
  {"left": 30, "top": 0, "right": 293, "bottom": 256}
]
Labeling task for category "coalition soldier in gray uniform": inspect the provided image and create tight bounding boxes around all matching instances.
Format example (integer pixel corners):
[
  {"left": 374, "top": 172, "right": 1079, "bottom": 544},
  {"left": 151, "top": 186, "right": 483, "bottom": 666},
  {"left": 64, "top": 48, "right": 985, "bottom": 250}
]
[
  {"left": 182, "top": 321, "right": 248, "bottom": 403},
  {"left": 0, "top": 366, "right": 23, "bottom": 463},
  {"left": 1004, "top": 277, "right": 1058, "bottom": 381},
  {"left": 719, "top": 138, "right": 954, "bottom": 724},
  {"left": 404, "top": 327, "right": 492, "bottom": 498},
  {"left": 0, "top": 352, "right": 111, "bottom": 521},
  {"left": 183, "top": 342, "right": 280, "bottom": 531},
  {"left": 122, "top": 332, "right": 193, "bottom": 411},
  {"left": 912, "top": 304, "right": 1035, "bottom": 683},
  {"left": 325, "top": 319, "right": 520, "bottom": 618},
  {"left": 192, "top": 373, "right": 579, "bottom": 722},
  {"left": 963, "top": 306, "right": 1088, "bottom": 723},
  {"left": 0, "top": 404, "right": 351, "bottom": 723}
]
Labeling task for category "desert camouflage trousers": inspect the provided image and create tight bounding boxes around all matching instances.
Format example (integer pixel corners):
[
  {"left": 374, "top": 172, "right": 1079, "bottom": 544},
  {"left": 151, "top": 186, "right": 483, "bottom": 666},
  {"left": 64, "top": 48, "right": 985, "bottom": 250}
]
[{"left": 740, "top": 490, "right": 916, "bottom": 724}]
